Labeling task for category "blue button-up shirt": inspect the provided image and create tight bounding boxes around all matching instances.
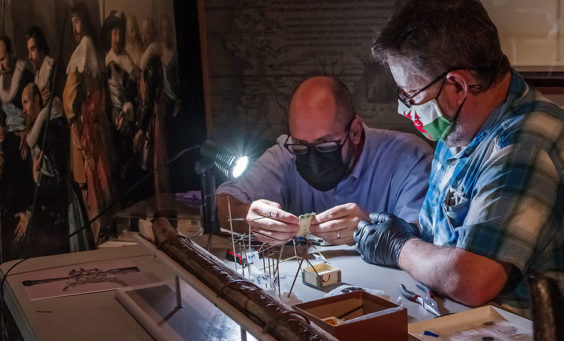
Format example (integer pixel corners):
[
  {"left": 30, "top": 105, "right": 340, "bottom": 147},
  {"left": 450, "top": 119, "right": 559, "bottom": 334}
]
[
  {"left": 420, "top": 71, "right": 564, "bottom": 310},
  {"left": 218, "top": 126, "right": 433, "bottom": 223}
]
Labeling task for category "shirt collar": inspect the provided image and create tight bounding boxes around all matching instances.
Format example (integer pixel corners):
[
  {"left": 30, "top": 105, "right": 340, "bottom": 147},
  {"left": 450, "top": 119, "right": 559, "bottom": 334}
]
[
  {"left": 478, "top": 70, "right": 525, "bottom": 132},
  {"left": 459, "top": 70, "right": 526, "bottom": 157}
]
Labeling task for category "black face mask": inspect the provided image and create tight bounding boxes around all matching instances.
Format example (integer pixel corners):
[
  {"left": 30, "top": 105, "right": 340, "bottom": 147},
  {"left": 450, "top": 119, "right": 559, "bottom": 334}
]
[{"left": 295, "top": 144, "right": 350, "bottom": 192}]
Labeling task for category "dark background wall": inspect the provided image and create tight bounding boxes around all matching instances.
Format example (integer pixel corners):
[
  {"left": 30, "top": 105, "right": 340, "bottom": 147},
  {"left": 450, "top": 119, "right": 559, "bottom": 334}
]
[
  {"left": 171, "top": 0, "right": 206, "bottom": 191},
  {"left": 200, "top": 0, "right": 420, "bottom": 147}
]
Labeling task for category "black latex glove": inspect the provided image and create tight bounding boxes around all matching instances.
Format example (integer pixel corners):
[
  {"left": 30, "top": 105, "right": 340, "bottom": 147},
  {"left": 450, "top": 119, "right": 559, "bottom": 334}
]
[{"left": 354, "top": 212, "right": 420, "bottom": 268}]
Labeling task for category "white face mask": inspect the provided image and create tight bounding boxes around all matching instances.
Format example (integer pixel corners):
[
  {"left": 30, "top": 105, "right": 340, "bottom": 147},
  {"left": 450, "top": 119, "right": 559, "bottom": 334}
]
[{"left": 397, "top": 98, "right": 454, "bottom": 141}]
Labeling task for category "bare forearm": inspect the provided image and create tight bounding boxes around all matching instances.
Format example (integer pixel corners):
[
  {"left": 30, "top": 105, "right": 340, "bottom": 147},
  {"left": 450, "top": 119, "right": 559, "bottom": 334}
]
[
  {"left": 398, "top": 238, "right": 509, "bottom": 306},
  {"left": 217, "top": 194, "right": 250, "bottom": 234}
]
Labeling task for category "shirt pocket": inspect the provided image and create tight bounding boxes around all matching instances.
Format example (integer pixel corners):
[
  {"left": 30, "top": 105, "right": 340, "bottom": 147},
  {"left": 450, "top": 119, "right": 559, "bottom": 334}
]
[{"left": 441, "top": 188, "right": 471, "bottom": 230}]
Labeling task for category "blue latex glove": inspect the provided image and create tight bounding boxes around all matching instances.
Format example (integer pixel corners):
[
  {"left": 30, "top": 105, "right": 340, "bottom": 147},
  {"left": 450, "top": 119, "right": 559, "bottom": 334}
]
[{"left": 354, "top": 212, "right": 420, "bottom": 267}]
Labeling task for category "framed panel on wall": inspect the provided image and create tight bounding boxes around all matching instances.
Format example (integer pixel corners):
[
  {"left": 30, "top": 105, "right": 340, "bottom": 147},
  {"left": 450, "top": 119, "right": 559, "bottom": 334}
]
[{"left": 484, "top": 0, "right": 564, "bottom": 93}]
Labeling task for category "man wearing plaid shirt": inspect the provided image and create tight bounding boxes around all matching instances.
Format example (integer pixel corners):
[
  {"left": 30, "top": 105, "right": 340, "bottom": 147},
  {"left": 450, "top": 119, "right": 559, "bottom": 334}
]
[{"left": 354, "top": 0, "right": 564, "bottom": 315}]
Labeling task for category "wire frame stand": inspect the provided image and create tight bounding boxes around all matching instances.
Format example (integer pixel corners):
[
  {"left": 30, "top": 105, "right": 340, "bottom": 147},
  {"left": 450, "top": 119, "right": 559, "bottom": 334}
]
[
  {"left": 284, "top": 238, "right": 332, "bottom": 298},
  {"left": 223, "top": 196, "right": 331, "bottom": 304}
]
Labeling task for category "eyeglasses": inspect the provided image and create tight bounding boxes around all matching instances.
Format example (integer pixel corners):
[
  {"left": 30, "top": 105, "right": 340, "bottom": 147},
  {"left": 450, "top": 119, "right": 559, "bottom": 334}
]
[
  {"left": 284, "top": 119, "right": 354, "bottom": 155},
  {"left": 397, "top": 71, "right": 448, "bottom": 108}
]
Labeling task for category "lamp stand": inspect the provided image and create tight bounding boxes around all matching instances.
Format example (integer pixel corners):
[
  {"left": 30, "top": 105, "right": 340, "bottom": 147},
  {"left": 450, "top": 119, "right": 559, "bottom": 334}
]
[{"left": 194, "top": 160, "right": 219, "bottom": 250}]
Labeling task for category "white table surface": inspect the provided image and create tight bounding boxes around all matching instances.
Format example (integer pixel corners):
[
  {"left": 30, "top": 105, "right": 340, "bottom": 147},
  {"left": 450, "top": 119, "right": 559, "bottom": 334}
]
[
  {"left": 0, "top": 232, "right": 487, "bottom": 340},
  {"left": 198, "top": 235, "right": 470, "bottom": 324}
]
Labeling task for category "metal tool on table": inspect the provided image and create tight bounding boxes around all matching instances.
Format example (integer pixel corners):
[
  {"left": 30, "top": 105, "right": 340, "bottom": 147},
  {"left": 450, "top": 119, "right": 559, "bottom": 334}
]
[{"left": 399, "top": 282, "right": 441, "bottom": 317}]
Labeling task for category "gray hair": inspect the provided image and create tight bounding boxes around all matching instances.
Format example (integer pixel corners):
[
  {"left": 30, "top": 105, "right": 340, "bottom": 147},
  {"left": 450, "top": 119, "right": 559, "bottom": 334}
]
[{"left": 371, "top": 0, "right": 510, "bottom": 90}]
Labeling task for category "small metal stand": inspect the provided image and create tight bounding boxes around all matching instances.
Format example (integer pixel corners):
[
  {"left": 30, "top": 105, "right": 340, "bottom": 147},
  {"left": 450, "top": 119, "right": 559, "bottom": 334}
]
[
  {"left": 174, "top": 276, "right": 182, "bottom": 309},
  {"left": 240, "top": 326, "right": 248, "bottom": 341},
  {"left": 195, "top": 164, "right": 249, "bottom": 341}
]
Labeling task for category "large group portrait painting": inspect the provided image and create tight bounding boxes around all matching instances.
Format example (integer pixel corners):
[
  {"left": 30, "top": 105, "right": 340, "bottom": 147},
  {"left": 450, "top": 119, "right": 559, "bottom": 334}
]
[{"left": 0, "top": 0, "right": 181, "bottom": 262}]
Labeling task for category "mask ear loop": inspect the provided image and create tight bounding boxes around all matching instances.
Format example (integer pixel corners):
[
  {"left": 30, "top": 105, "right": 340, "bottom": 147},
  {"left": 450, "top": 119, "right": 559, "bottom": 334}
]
[
  {"left": 451, "top": 95, "right": 467, "bottom": 123},
  {"left": 341, "top": 117, "right": 360, "bottom": 172},
  {"left": 436, "top": 76, "right": 467, "bottom": 125}
]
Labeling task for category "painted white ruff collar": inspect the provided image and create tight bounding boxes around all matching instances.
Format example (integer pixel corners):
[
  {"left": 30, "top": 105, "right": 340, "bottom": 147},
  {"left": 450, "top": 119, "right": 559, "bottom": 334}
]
[
  {"left": 105, "top": 49, "right": 135, "bottom": 74},
  {"left": 35, "top": 55, "right": 55, "bottom": 90},
  {"left": 0, "top": 59, "right": 26, "bottom": 103},
  {"left": 66, "top": 35, "right": 100, "bottom": 77},
  {"left": 139, "top": 42, "right": 162, "bottom": 70},
  {"left": 161, "top": 46, "right": 174, "bottom": 67}
]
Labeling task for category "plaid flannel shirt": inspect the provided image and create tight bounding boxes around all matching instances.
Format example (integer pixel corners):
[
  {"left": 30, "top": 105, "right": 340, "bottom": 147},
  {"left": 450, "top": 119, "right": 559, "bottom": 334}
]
[{"left": 419, "top": 70, "right": 564, "bottom": 311}]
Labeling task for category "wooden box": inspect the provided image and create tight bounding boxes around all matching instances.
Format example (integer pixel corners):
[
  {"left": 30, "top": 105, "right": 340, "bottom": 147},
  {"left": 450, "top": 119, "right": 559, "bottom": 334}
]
[
  {"left": 293, "top": 290, "right": 408, "bottom": 341},
  {"left": 302, "top": 263, "right": 341, "bottom": 289}
]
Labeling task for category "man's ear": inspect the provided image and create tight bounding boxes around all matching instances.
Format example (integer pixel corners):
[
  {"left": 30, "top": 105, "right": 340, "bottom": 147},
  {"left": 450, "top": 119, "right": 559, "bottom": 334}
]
[
  {"left": 445, "top": 70, "right": 473, "bottom": 105},
  {"left": 349, "top": 115, "right": 363, "bottom": 144},
  {"left": 34, "top": 94, "right": 41, "bottom": 108}
]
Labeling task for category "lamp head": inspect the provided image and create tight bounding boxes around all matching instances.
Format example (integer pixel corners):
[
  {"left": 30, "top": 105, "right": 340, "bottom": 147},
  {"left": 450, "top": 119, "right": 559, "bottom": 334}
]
[
  {"left": 200, "top": 140, "right": 249, "bottom": 179},
  {"left": 231, "top": 156, "right": 249, "bottom": 178}
]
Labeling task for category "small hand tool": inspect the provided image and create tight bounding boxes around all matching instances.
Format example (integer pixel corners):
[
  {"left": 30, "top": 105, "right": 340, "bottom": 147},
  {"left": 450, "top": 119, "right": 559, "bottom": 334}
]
[{"left": 399, "top": 282, "right": 441, "bottom": 317}]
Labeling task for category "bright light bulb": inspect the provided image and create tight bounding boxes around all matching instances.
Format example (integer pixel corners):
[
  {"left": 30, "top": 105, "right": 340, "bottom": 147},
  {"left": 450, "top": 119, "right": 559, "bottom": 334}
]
[{"left": 232, "top": 156, "right": 249, "bottom": 178}]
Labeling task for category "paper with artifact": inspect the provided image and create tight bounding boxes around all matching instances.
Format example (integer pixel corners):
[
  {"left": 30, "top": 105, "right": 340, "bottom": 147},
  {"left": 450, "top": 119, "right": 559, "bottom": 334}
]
[{"left": 19, "top": 260, "right": 152, "bottom": 300}]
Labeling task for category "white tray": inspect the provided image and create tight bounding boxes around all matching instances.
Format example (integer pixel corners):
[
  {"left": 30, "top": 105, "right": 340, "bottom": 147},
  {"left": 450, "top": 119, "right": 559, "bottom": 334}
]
[{"left": 408, "top": 305, "right": 532, "bottom": 340}]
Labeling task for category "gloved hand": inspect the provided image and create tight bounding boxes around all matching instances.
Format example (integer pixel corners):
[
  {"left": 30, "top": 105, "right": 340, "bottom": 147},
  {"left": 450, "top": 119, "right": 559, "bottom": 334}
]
[{"left": 354, "top": 212, "right": 420, "bottom": 268}]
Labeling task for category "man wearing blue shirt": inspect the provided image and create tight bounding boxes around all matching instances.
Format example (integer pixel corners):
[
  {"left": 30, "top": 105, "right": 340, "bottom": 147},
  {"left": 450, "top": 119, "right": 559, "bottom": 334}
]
[
  {"left": 217, "top": 76, "right": 433, "bottom": 245},
  {"left": 355, "top": 0, "right": 564, "bottom": 314}
]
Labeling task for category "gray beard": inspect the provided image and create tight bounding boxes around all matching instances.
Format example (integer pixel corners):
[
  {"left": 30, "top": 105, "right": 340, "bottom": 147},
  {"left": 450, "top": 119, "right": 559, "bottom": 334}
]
[{"left": 444, "top": 117, "right": 471, "bottom": 148}]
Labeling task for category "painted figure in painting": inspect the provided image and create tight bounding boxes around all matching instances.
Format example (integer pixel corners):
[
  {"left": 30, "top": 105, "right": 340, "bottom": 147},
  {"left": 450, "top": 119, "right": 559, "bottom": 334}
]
[
  {"left": 125, "top": 14, "right": 144, "bottom": 69},
  {"left": 139, "top": 17, "right": 160, "bottom": 70},
  {"left": 134, "top": 55, "right": 170, "bottom": 205},
  {"left": 0, "top": 35, "right": 35, "bottom": 261},
  {"left": 63, "top": 1, "right": 115, "bottom": 244},
  {"left": 160, "top": 14, "right": 180, "bottom": 120},
  {"left": 16, "top": 83, "right": 93, "bottom": 256},
  {"left": 26, "top": 26, "right": 56, "bottom": 105},
  {"left": 102, "top": 11, "right": 145, "bottom": 204}
]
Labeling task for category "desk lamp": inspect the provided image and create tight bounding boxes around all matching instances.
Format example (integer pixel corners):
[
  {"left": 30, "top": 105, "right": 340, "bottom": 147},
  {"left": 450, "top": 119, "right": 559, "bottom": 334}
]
[{"left": 195, "top": 139, "right": 248, "bottom": 248}]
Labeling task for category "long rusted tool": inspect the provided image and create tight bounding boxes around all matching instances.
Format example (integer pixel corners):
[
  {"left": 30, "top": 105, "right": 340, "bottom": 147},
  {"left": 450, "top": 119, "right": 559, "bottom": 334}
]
[{"left": 152, "top": 217, "right": 335, "bottom": 341}]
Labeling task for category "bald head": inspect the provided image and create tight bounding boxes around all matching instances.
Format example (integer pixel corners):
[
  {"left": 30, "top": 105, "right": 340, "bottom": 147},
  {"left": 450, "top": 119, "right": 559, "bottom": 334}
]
[
  {"left": 289, "top": 76, "right": 355, "bottom": 141},
  {"left": 22, "top": 82, "right": 41, "bottom": 123},
  {"left": 22, "top": 82, "right": 37, "bottom": 98}
]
